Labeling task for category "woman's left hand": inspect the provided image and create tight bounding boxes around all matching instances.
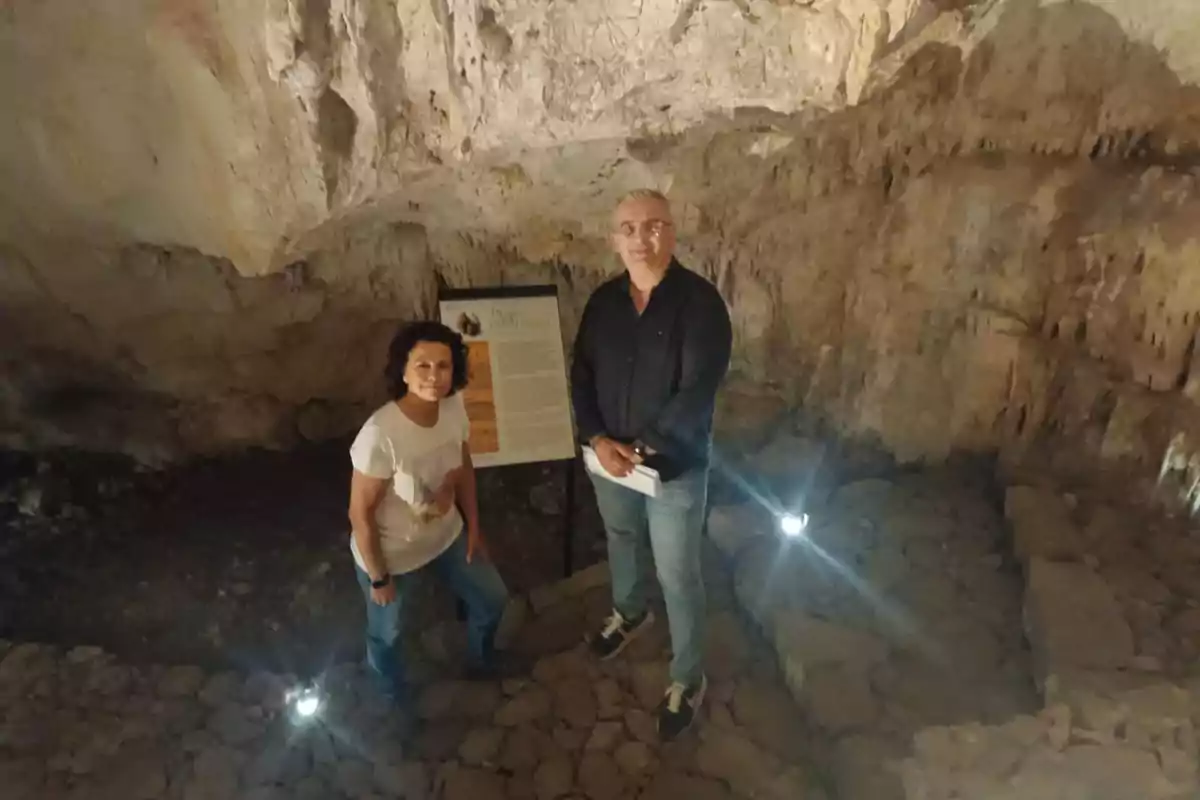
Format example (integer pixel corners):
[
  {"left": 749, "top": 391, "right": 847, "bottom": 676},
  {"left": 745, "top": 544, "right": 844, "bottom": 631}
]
[{"left": 466, "top": 526, "right": 489, "bottom": 563}]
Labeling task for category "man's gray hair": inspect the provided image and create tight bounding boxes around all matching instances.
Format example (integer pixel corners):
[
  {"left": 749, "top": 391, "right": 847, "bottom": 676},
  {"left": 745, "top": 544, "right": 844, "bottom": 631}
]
[{"left": 616, "top": 188, "right": 670, "bottom": 207}]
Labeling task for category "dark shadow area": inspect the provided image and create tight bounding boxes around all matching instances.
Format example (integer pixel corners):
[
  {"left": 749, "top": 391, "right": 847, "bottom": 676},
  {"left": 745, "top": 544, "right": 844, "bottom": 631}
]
[{"left": 0, "top": 442, "right": 606, "bottom": 675}]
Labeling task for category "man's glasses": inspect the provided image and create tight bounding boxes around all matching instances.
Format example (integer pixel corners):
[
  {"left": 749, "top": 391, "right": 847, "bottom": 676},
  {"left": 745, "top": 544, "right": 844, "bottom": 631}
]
[{"left": 615, "top": 220, "right": 672, "bottom": 238}]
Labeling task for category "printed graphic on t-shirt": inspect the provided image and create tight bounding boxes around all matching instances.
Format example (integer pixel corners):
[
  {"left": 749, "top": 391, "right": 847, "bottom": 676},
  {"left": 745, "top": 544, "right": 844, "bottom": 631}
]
[{"left": 396, "top": 438, "right": 463, "bottom": 509}]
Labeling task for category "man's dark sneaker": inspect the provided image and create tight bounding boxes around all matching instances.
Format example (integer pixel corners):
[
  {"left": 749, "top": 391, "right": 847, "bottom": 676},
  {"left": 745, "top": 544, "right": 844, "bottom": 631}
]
[
  {"left": 588, "top": 609, "right": 656, "bottom": 660},
  {"left": 656, "top": 674, "right": 707, "bottom": 741}
]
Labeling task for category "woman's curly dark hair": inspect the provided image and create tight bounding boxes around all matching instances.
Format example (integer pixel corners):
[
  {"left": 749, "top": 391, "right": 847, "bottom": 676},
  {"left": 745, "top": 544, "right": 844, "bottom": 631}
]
[{"left": 384, "top": 320, "right": 470, "bottom": 399}]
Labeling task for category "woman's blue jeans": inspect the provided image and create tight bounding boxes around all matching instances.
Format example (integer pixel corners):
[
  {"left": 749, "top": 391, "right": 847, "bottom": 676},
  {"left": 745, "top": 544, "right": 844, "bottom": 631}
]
[{"left": 354, "top": 533, "right": 508, "bottom": 706}]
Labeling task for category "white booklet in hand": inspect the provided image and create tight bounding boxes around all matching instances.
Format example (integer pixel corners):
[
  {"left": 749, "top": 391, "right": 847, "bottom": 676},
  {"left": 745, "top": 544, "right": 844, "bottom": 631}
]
[{"left": 582, "top": 445, "right": 662, "bottom": 498}]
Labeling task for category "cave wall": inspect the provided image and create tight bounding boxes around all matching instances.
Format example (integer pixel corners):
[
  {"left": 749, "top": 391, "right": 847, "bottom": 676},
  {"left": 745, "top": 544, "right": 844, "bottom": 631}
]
[
  {"left": 4, "top": 0, "right": 1200, "bottom": 512},
  {"left": 2, "top": 229, "right": 417, "bottom": 461},
  {"left": 678, "top": 0, "right": 1200, "bottom": 506},
  {"left": 0, "top": 0, "right": 914, "bottom": 274}
]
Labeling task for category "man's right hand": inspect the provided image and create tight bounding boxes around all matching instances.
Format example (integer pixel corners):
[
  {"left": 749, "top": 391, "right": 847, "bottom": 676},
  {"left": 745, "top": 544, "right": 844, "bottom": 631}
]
[{"left": 592, "top": 436, "right": 636, "bottom": 478}]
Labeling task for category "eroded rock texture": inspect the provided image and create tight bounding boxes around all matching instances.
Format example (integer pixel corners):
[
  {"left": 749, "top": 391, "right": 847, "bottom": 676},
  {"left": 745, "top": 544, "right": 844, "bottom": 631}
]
[
  {"left": 0, "top": 0, "right": 921, "bottom": 270},
  {"left": 2, "top": 0, "right": 1200, "bottom": 516},
  {"left": 894, "top": 481, "right": 1200, "bottom": 798}
]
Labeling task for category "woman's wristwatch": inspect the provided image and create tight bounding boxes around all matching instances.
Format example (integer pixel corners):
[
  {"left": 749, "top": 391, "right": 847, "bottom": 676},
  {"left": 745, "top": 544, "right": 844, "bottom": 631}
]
[{"left": 370, "top": 574, "right": 390, "bottom": 589}]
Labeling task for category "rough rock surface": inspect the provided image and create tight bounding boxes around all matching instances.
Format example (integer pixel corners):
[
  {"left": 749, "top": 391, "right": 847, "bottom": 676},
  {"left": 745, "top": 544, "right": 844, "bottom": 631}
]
[
  {"left": 1, "top": 0, "right": 931, "bottom": 271},
  {"left": 1005, "top": 485, "right": 1200, "bottom": 679},
  {"left": 900, "top": 680, "right": 1200, "bottom": 799},
  {"left": 710, "top": 441, "right": 1200, "bottom": 798},
  {"left": 1, "top": 0, "right": 1199, "bottom": 517},
  {"left": 1023, "top": 558, "right": 1136, "bottom": 684},
  {"left": 879, "top": 472, "right": 1200, "bottom": 797}
]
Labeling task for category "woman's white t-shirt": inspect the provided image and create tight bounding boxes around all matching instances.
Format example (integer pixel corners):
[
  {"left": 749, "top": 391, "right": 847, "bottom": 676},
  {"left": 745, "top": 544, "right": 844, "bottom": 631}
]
[{"left": 349, "top": 393, "right": 469, "bottom": 576}]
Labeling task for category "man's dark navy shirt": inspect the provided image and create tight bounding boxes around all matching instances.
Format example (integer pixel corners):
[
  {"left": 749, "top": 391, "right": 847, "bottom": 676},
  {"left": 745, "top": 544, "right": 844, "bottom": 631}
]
[{"left": 570, "top": 259, "right": 733, "bottom": 482}]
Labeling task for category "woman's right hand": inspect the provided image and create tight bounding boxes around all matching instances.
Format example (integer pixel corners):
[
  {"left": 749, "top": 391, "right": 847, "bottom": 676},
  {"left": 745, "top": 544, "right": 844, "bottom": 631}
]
[{"left": 370, "top": 582, "right": 396, "bottom": 606}]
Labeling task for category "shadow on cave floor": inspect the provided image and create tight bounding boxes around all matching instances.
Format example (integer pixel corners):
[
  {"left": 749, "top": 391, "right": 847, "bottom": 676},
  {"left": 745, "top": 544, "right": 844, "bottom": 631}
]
[
  {"left": 0, "top": 442, "right": 606, "bottom": 675},
  {"left": 0, "top": 424, "right": 1006, "bottom": 680}
]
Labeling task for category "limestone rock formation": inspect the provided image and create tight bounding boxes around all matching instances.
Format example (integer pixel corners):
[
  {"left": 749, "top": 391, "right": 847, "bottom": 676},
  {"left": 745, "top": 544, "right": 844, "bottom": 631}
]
[
  {"left": 2, "top": 0, "right": 1199, "bottom": 525},
  {"left": 1, "top": 0, "right": 927, "bottom": 272}
]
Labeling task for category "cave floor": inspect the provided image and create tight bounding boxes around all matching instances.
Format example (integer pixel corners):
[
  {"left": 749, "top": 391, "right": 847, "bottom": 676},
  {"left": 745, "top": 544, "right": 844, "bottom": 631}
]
[
  {"left": 0, "top": 561, "right": 832, "bottom": 800},
  {"left": 0, "top": 443, "right": 1049, "bottom": 799},
  {"left": 0, "top": 436, "right": 825, "bottom": 799}
]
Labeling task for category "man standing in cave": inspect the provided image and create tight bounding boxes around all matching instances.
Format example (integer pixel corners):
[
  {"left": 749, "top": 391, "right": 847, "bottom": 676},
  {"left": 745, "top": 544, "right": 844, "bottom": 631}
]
[{"left": 570, "top": 188, "right": 733, "bottom": 740}]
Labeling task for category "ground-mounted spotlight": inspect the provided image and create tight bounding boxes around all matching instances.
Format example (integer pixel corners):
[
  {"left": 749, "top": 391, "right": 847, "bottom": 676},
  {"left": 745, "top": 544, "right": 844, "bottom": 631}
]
[
  {"left": 779, "top": 511, "right": 810, "bottom": 538},
  {"left": 285, "top": 684, "right": 323, "bottom": 723}
]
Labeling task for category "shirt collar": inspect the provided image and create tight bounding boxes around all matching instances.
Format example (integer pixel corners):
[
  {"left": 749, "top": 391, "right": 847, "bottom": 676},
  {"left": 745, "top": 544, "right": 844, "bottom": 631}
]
[{"left": 619, "top": 257, "right": 681, "bottom": 295}]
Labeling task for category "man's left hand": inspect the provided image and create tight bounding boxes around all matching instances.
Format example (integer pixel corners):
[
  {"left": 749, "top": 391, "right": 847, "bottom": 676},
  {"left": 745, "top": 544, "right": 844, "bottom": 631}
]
[{"left": 467, "top": 526, "right": 490, "bottom": 563}]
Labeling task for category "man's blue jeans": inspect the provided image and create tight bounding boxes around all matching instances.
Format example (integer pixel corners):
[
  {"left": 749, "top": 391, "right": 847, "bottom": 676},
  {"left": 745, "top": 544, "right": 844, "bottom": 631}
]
[
  {"left": 354, "top": 533, "right": 508, "bottom": 706},
  {"left": 588, "top": 467, "right": 708, "bottom": 686}
]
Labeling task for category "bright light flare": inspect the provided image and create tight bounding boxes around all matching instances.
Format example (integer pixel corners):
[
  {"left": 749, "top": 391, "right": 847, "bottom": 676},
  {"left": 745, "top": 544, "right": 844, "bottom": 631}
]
[
  {"left": 295, "top": 694, "right": 320, "bottom": 716},
  {"left": 779, "top": 512, "right": 809, "bottom": 538},
  {"left": 287, "top": 686, "right": 323, "bottom": 720}
]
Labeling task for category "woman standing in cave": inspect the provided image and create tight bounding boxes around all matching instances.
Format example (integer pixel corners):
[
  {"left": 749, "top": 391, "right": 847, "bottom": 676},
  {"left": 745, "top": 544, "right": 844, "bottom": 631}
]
[{"left": 346, "top": 320, "right": 510, "bottom": 712}]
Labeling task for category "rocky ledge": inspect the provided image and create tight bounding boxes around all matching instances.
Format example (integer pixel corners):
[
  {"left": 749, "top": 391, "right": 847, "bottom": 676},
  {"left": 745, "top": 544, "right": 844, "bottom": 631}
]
[{"left": 710, "top": 441, "right": 1200, "bottom": 798}]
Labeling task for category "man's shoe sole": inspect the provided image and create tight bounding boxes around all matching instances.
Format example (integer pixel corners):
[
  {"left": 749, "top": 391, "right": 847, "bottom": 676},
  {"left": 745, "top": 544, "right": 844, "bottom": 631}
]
[
  {"left": 658, "top": 675, "right": 707, "bottom": 740},
  {"left": 593, "top": 610, "right": 656, "bottom": 661}
]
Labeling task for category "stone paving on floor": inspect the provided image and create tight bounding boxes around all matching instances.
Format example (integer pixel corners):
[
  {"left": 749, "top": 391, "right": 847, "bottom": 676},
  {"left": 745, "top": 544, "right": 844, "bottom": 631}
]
[
  {"left": 0, "top": 550, "right": 829, "bottom": 800},
  {"left": 22, "top": 465, "right": 1187, "bottom": 800}
]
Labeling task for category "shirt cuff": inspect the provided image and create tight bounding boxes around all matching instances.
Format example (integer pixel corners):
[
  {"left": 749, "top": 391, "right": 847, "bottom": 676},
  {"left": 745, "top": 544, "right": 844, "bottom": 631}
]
[
  {"left": 578, "top": 426, "right": 605, "bottom": 446},
  {"left": 636, "top": 427, "right": 673, "bottom": 458}
]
